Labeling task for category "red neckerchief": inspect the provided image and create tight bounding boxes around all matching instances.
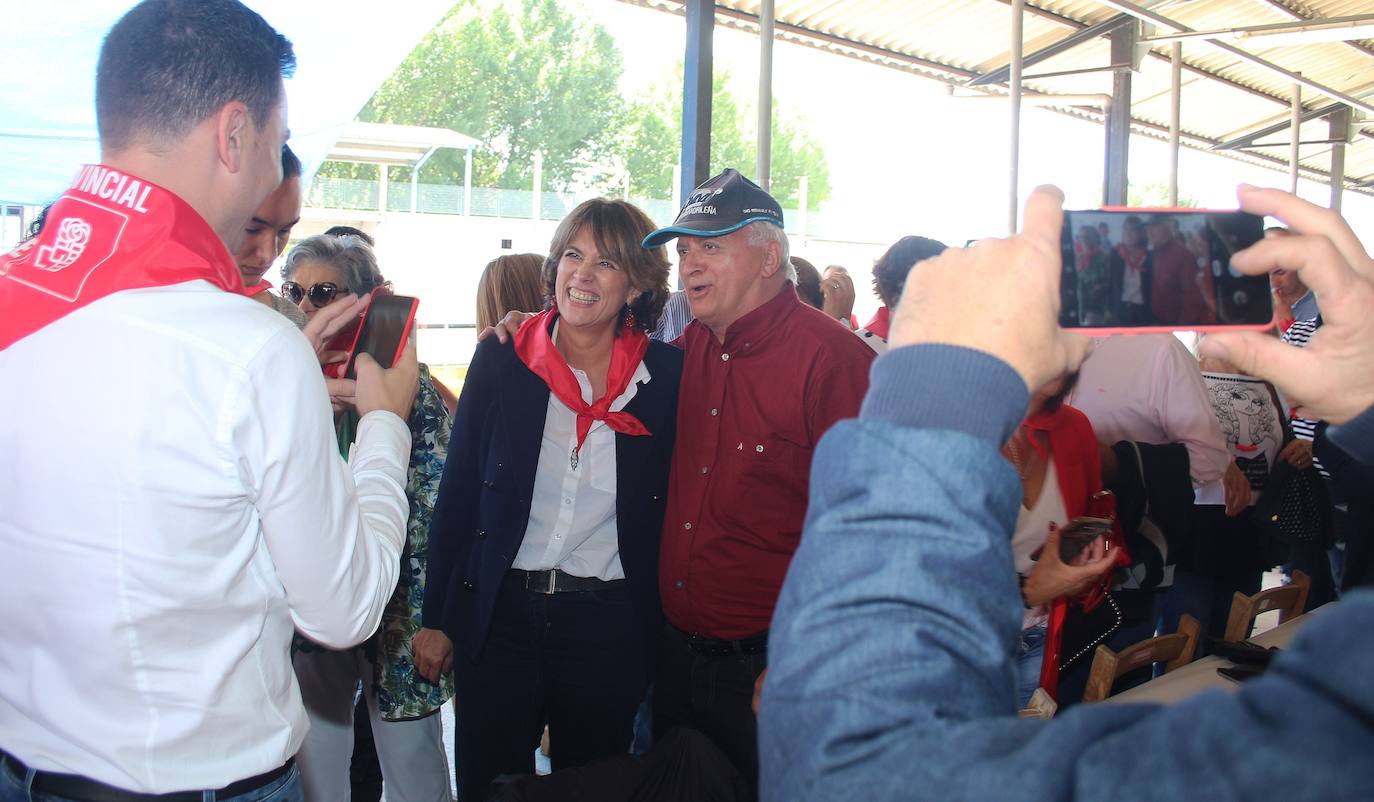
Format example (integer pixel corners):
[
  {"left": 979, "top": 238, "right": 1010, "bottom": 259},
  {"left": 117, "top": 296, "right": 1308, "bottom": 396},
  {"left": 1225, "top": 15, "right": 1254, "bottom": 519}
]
[
  {"left": 513, "top": 309, "right": 651, "bottom": 466},
  {"left": 864, "top": 305, "right": 890, "bottom": 340},
  {"left": 1116, "top": 242, "right": 1148, "bottom": 272},
  {"left": 0, "top": 164, "right": 244, "bottom": 349}
]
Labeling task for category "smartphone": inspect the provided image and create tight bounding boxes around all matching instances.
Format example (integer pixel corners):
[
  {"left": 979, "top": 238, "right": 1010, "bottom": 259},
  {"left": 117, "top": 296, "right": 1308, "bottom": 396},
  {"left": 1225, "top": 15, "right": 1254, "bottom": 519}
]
[
  {"left": 1057, "top": 516, "right": 1114, "bottom": 563},
  {"left": 1059, "top": 208, "right": 1270, "bottom": 333},
  {"left": 344, "top": 292, "right": 419, "bottom": 379},
  {"left": 323, "top": 289, "right": 419, "bottom": 380}
]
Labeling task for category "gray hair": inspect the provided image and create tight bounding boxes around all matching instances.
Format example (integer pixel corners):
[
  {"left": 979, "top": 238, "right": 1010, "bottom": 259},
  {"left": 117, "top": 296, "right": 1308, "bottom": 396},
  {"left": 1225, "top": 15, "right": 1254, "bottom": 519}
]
[
  {"left": 281, "top": 234, "right": 386, "bottom": 294},
  {"left": 745, "top": 221, "right": 794, "bottom": 282}
]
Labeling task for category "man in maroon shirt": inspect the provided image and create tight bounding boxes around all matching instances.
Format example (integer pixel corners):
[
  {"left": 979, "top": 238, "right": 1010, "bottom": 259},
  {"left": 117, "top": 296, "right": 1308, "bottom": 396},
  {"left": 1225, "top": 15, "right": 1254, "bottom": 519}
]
[
  {"left": 1148, "top": 217, "right": 1213, "bottom": 325},
  {"left": 641, "top": 169, "right": 875, "bottom": 791}
]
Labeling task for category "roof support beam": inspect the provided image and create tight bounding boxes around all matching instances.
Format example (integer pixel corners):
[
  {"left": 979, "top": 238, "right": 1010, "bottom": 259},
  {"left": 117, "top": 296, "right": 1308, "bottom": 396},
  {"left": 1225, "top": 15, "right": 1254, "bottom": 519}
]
[
  {"left": 1103, "top": 24, "right": 1134, "bottom": 206},
  {"left": 1331, "top": 107, "right": 1351, "bottom": 213},
  {"left": 1214, "top": 101, "right": 1346, "bottom": 150},
  {"left": 680, "top": 0, "right": 714, "bottom": 201},
  {"left": 968, "top": 13, "right": 1132, "bottom": 87},
  {"left": 1092, "top": 0, "right": 1374, "bottom": 118}
]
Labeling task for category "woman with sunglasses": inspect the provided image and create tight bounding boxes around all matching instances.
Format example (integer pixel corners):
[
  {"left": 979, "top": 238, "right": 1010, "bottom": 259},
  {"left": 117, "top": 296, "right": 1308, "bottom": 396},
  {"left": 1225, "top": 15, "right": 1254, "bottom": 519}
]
[
  {"left": 279, "top": 234, "right": 454, "bottom": 802},
  {"left": 423, "top": 199, "right": 680, "bottom": 800}
]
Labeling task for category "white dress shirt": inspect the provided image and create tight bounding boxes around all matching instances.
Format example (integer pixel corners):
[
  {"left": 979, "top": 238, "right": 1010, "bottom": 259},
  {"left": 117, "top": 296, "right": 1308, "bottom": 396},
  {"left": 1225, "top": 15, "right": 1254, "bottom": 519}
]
[
  {"left": 513, "top": 324, "right": 651, "bottom": 580},
  {"left": 0, "top": 282, "right": 411, "bottom": 793},
  {"left": 1068, "top": 335, "right": 1230, "bottom": 487}
]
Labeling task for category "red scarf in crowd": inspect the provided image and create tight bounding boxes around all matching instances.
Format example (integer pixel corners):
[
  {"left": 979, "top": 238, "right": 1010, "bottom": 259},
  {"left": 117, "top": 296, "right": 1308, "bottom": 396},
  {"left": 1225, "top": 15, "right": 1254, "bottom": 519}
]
[
  {"left": 864, "top": 305, "right": 891, "bottom": 340},
  {"left": 0, "top": 165, "right": 246, "bottom": 350},
  {"left": 1020, "top": 406, "right": 1131, "bottom": 701},
  {"left": 512, "top": 309, "right": 651, "bottom": 467}
]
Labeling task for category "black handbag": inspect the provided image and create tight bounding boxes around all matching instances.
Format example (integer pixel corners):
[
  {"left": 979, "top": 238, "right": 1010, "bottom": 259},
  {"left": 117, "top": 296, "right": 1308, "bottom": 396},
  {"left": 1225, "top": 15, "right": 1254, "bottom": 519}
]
[
  {"left": 1249, "top": 383, "right": 1334, "bottom": 548},
  {"left": 1250, "top": 457, "right": 1333, "bottom": 548}
]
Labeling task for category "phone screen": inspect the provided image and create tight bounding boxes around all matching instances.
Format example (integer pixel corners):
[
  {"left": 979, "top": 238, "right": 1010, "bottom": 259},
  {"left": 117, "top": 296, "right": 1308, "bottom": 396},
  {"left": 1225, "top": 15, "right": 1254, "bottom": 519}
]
[
  {"left": 1059, "top": 209, "right": 1270, "bottom": 329},
  {"left": 344, "top": 294, "right": 418, "bottom": 380}
]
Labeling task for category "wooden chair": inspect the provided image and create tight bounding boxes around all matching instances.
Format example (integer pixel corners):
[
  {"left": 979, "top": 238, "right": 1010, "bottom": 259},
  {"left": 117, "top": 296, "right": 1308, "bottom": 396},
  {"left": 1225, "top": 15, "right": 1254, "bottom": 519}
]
[
  {"left": 1082, "top": 614, "right": 1201, "bottom": 702},
  {"left": 1017, "top": 688, "right": 1058, "bottom": 720},
  {"left": 1223, "top": 571, "right": 1310, "bottom": 642}
]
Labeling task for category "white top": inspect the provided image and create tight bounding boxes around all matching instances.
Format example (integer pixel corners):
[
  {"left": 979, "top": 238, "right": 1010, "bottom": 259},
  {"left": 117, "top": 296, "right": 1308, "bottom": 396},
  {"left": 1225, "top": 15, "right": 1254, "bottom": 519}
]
[
  {"left": 513, "top": 323, "right": 651, "bottom": 580},
  {"left": 0, "top": 282, "right": 411, "bottom": 793},
  {"left": 1012, "top": 459, "right": 1064, "bottom": 630},
  {"left": 856, "top": 327, "right": 888, "bottom": 354},
  {"left": 1011, "top": 457, "right": 1066, "bottom": 577},
  {"left": 1068, "top": 335, "right": 1230, "bottom": 487}
]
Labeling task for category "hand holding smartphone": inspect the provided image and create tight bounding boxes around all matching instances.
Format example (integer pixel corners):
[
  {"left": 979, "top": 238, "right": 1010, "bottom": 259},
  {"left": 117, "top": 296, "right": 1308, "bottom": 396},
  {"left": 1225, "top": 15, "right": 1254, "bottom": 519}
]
[
  {"left": 1056, "top": 516, "right": 1114, "bottom": 563},
  {"left": 322, "top": 288, "right": 420, "bottom": 380}
]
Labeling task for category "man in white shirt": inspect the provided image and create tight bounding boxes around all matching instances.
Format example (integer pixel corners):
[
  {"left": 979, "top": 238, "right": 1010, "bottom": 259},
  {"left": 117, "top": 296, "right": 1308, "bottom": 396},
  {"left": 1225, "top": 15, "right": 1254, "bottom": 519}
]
[{"left": 0, "top": 2, "right": 418, "bottom": 799}]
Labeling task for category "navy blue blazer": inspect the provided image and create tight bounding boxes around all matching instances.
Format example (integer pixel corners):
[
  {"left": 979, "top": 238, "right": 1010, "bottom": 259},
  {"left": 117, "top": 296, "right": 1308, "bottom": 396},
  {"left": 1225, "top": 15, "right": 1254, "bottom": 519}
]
[{"left": 423, "top": 334, "right": 682, "bottom": 662}]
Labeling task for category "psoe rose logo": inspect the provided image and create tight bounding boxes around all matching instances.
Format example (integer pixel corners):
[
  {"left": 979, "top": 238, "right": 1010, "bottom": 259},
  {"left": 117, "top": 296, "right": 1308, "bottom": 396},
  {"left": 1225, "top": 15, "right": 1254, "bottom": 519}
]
[{"left": 34, "top": 217, "right": 93, "bottom": 272}]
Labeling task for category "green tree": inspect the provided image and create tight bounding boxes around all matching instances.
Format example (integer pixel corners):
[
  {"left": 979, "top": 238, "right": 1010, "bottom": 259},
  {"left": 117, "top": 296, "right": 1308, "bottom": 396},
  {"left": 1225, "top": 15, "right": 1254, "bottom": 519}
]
[
  {"left": 619, "top": 68, "right": 831, "bottom": 210},
  {"left": 324, "top": 0, "right": 625, "bottom": 191},
  {"left": 1128, "top": 180, "right": 1198, "bottom": 208}
]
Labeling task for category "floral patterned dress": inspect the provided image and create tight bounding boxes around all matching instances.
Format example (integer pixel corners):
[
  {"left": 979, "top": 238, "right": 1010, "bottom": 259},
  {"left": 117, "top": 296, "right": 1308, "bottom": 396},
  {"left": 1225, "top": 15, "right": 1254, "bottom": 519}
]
[{"left": 294, "top": 364, "right": 455, "bottom": 720}]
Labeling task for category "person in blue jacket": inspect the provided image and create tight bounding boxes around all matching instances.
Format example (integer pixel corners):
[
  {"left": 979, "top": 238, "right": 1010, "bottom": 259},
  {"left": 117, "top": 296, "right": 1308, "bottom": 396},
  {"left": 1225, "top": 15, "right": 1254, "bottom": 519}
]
[{"left": 759, "top": 184, "right": 1374, "bottom": 801}]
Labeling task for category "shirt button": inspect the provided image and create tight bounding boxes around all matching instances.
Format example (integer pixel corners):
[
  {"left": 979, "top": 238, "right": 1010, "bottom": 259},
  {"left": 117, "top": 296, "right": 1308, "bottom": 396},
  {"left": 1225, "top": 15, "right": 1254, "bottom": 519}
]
[
  {"left": 563, "top": 497, "right": 572, "bottom": 505},
  {"left": 701, "top": 466, "right": 709, "bottom": 474},
  {"left": 720, "top": 353, "right": 730, "bottom": 362},
  {"left": 710, "top": 408, "right": 718, "bottom": 416},
  {"left": 756, "top": 444, "right": 765, "bottom": 453},
  {"left": 675, "top": 580, "right": 685, "bottom": 589},
  {"left": 553, "top": 531, "right": 563, "bottom": 539},
  {"left": 683, "top": 522, "right": 693, "bottom": 530}
]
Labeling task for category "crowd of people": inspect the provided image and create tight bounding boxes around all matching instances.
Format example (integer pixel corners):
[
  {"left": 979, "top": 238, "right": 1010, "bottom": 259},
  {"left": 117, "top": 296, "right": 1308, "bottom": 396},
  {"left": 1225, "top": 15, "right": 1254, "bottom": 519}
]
[{"left": 2, "top": 2, "right": 1373, "bottom": 802}]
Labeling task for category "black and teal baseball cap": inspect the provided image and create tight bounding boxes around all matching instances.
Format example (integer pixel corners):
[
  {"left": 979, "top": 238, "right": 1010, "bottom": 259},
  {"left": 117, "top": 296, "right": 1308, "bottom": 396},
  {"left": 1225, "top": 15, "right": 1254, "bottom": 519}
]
[{"left": 642, "top": 168, "right": 785, "bottom": 248}]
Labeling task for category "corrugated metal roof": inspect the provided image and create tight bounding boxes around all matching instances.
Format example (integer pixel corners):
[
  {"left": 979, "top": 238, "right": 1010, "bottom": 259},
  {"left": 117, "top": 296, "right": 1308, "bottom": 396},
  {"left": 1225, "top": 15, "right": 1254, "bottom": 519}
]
[{"left": 625, "top": 0, "right": 1374, "bottom": 194}]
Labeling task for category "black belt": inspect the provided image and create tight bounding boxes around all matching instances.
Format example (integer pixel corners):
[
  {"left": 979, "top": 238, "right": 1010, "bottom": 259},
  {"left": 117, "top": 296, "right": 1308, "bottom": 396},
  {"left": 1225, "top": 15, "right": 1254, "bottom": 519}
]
[
  {"left": 0, "top": 750, "right": 293, "bottom": 802},
  {"left": 510, "top": 568, "right": 623, "bottom": 594},
  {"left": 678, "top": 626, "right": 769, "bottom": 656}
]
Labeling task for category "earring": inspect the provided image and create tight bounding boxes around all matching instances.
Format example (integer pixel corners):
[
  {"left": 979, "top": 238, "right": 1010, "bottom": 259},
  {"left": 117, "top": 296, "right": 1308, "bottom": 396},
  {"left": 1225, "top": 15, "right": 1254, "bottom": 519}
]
[{"left": 622, "top": 304, "right": 637, "bottom": 330}]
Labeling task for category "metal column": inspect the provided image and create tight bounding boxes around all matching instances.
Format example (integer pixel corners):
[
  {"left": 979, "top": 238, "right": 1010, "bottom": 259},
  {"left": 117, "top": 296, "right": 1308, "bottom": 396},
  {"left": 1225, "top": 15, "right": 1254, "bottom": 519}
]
[
  {"left": 1009, "top": 0, "right": 1023, "bottom": 233},
  {"left": 681, "top": 0, "right": 715, "bottom": 201},
  {"left": 1330, "top": 106, "right": 1350, "bottom": 212},
  {"left": 1167, "top": 42, "right": 1181, "bottom": 206},
  {"left": 1103, "top": 24, "right": 1135, "bottom": 206},
  {"left": 1290, "top": 83, "right": 1302, "bottom": 193},
  {"left": 757, "top": 0, "right": 775, "bottom": 192}
]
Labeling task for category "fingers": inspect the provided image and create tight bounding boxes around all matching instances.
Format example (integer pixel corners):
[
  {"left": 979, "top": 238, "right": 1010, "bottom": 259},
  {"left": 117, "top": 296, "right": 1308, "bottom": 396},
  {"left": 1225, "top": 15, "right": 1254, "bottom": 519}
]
[
  {"left": 1199, "top": 331, "right": 1311, "bottom": 399},
  {"left": 1231, "top": 234, "right": 1360, "bottom": 313},
  {"left": 304, "top": 295, "right": 366, "bottom": 353},
  {"left": 1020, "top": 185, "right": 1067, "bottom": 248},
  {"left": 1237, "top": 185, "right": 1374, "bottom": 282}
]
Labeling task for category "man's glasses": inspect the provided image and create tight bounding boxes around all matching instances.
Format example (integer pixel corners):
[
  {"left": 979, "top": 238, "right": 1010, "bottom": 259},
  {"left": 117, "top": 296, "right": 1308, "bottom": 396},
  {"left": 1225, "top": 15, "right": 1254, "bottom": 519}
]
[{"left": 282, "top": 281, "right": 348, "bottom": 307}]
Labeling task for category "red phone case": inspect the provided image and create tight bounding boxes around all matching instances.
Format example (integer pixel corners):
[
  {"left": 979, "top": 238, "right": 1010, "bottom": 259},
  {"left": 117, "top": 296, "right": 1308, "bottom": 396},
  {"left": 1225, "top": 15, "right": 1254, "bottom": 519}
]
[{"left": 323, "top": 288, "right": 419, "bottom": 379}]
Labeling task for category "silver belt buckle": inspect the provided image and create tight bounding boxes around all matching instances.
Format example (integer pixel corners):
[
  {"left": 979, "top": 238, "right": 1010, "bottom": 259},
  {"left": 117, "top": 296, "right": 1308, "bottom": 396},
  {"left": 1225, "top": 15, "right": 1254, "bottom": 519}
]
[{"left": 545, "top": 570, "right": 558, "bottom": 595}]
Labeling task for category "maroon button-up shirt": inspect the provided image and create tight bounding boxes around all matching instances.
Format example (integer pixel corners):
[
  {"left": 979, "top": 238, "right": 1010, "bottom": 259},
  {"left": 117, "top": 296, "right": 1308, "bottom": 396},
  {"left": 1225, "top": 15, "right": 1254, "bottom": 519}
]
[{"left": 660, "top": 286, "right": 876, "bottom": 639}]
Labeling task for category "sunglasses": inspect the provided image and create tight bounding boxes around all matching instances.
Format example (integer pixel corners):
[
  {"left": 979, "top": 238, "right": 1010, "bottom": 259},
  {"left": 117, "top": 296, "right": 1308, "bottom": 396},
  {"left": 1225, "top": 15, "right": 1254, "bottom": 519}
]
[{"left": 282, "top": 281, "right": 348, "bottom": 307}]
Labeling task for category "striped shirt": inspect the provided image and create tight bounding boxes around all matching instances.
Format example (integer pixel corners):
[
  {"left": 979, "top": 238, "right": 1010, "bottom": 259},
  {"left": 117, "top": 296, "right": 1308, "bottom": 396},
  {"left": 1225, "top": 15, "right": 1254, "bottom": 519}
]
[
  {"left": 653, "top": 289, "right": 693, "bottom": 344},
  {"left": 1281, "top": 314, "right": 1329, "bottom": 478}
]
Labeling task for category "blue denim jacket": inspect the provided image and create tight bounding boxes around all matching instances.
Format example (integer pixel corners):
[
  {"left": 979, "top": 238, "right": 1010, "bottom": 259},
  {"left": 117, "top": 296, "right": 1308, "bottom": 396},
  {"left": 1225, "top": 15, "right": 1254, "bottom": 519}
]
[{"left": 760, "top": 345, "right": 1374, "bottom": 801}]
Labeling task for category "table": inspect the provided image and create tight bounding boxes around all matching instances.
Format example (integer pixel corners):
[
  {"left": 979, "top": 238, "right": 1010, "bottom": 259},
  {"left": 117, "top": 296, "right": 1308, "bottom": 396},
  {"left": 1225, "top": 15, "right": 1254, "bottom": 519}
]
[{"left": 1106, "top": 603, "right": 1331, "bottom": 705}]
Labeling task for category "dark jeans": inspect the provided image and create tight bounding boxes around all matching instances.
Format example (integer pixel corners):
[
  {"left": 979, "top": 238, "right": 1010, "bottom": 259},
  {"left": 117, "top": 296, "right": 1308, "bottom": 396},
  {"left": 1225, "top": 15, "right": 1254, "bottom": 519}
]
[
  {"left": 453, "top": 572, "right": 648, "bottom": 802},
  {"left": 1158, "top": 505, "right": 1268, "bottom": 648},
  {"left": 0, "top": 758, "right": 302, "bottom": 802},
  {"left": 652, "top": 624, "right": 766, "bottom": 799}
]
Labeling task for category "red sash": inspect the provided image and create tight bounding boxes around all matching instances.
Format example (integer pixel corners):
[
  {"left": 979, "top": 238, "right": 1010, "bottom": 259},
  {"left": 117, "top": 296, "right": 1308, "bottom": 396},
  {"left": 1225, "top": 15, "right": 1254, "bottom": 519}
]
[
  {"left": 512, "top": 309, "right": 651, "bottom": 466},
  {"left": 0, "top": 164, "right": 246, "bottom": 350}
]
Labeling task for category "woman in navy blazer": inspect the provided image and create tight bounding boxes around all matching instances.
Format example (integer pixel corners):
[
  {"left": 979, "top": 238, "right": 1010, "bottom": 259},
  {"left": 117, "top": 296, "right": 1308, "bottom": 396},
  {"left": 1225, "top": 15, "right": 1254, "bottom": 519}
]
[{"left": 423, "top": 199, "right": 681, "bottom": 800}]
